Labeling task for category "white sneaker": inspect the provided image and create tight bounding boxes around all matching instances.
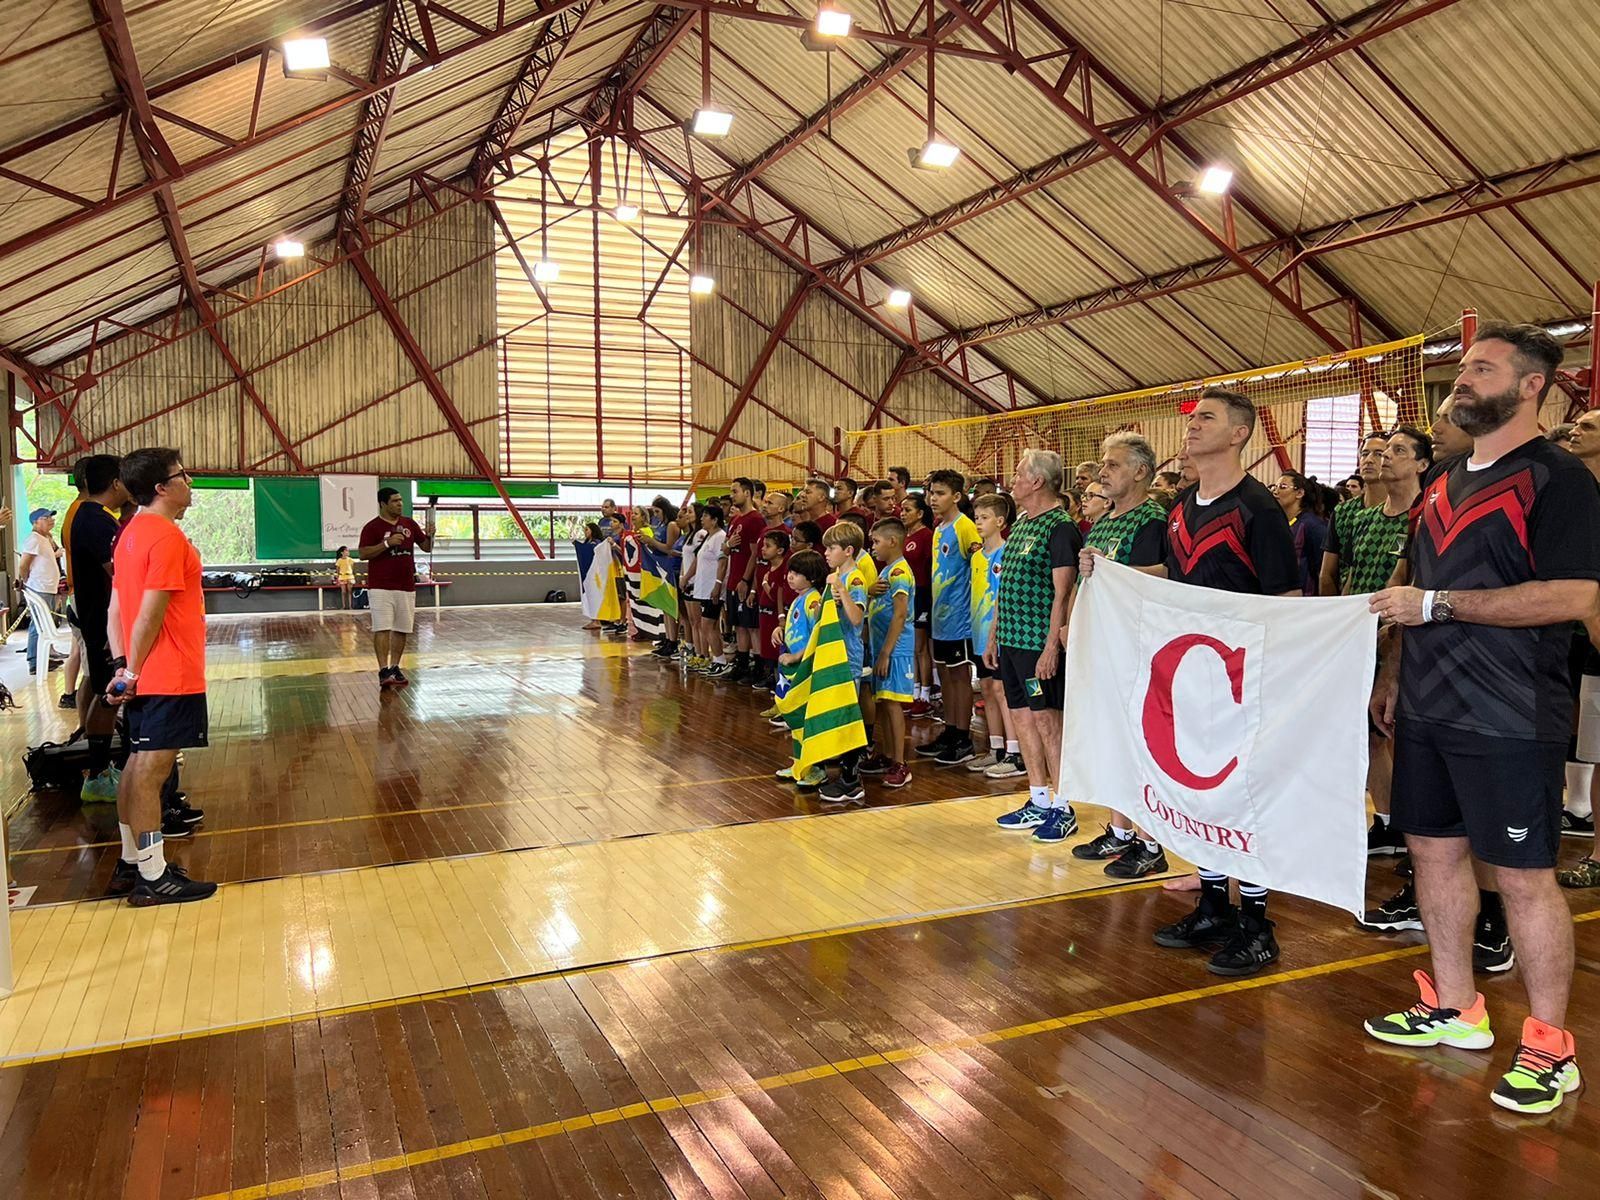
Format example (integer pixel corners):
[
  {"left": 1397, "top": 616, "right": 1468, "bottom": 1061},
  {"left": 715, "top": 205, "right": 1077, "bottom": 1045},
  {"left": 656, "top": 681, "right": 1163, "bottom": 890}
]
[
  {"left": 966, "top": 750, "right": 999, "bottom": 772},
  {"left": 985, "top": 752, "right": 1025, "bottom": 779}
]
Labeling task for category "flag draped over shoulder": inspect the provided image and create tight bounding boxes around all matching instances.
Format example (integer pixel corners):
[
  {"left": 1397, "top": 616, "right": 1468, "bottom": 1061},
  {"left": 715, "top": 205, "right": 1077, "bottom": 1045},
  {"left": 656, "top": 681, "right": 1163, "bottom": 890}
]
[
  {"left": 1060, "top": 559, "right": 1377, "bottom": 915},
  {"left": 777, "top": 593, "right": 867, "bottom": 770},
  {"left": 577, "top": 540, "right": 621, "bottom": 621},
  {"left": 640, "top": 543, "right": 679, "bottom": 619}
]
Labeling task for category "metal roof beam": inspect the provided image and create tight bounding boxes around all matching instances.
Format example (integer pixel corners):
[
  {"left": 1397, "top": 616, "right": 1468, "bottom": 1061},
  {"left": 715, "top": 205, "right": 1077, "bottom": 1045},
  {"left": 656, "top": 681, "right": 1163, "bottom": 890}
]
[
  {"left": 88, "top": 0, "right": 305, "bottom": 472},
  {"left": 944, "top": 146, "right": 1600, "bottom": 350},
  {"left": 334, "top": 1, "right": 410, "bottom": 248},
  {"left": 471, "top": 2, "right": 597, "bottom": 188},
  {"left": 584, "top": 7, "right": 695, "bottom": 126}
]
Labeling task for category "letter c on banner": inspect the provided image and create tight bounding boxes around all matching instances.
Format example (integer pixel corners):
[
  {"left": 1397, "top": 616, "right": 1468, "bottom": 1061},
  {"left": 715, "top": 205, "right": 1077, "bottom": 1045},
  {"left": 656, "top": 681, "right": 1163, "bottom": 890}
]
[{"left": 1141, "top": 633, "right": 1246, "bottom": 790}]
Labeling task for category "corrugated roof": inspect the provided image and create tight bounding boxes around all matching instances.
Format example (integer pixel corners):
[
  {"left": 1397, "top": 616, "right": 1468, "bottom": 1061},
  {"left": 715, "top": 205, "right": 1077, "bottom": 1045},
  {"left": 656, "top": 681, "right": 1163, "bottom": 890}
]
[{"left": 3, "top": 0, "right": 1598, "bottom": 407}]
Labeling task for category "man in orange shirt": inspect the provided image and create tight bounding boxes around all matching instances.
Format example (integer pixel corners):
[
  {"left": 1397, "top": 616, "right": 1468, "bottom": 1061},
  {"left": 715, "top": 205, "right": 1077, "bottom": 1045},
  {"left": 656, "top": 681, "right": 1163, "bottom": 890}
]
[{"left": 105, "top": 448, "right": 216, "bottom": 905}]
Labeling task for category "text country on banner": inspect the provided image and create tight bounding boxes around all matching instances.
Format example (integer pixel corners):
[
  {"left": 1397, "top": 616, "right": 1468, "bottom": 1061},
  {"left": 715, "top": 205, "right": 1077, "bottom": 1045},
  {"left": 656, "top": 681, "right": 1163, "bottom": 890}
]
[{"left": 1060, "top": 559, "right": 1377, "bottom": 915}]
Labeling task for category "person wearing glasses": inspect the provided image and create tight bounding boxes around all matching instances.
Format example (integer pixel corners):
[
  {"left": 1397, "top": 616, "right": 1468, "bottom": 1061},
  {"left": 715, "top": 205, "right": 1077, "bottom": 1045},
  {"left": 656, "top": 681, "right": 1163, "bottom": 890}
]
[{"left": 103, "top": 449, "right": 216, "bottom": 906}]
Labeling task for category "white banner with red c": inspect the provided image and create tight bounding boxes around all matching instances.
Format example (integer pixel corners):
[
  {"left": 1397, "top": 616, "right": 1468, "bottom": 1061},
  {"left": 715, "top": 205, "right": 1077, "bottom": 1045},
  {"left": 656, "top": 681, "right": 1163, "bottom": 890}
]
[{"left": 1061, "top": 559, "right": 1377, "bottom": 915}]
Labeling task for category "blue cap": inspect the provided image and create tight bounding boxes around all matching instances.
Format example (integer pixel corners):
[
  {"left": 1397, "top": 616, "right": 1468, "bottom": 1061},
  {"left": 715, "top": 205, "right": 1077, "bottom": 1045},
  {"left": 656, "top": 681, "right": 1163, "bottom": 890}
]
[{"left": 28, "top": 507, "right": 54, "bottom": 523}]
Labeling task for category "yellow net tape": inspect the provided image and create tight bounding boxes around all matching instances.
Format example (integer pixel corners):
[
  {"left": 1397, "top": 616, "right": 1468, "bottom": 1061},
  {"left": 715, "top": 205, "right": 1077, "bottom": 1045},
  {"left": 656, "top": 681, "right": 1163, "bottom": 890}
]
[
  {"left": 845, "top": 336, "right": 1426, "bottom": 486},
  {"left": 634, "top": 439, "right": 815, "bottom": 491}
]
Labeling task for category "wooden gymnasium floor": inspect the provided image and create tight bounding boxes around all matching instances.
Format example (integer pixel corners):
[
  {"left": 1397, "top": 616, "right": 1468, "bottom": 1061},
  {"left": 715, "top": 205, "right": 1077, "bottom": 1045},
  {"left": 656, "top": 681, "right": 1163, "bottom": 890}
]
[{"left": 1, "top": 605, "right": 1599, "bottom": 1199}]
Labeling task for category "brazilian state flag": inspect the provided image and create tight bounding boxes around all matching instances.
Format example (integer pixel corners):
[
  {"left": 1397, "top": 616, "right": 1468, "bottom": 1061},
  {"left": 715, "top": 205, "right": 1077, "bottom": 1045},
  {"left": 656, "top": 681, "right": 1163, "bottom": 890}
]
[
  {"left": 777, "top": 592, "right": 867, "bottom": 771},
  {"left": 640, "top": 543, "right": 679, "bottom": 619}
]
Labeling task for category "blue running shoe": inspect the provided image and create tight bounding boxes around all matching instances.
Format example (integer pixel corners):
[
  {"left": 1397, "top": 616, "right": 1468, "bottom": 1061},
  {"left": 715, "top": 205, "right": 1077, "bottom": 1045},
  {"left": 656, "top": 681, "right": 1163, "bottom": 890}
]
[
  {"left": 996, "top": 801, "right": 1049, "bottom": 831},
  {"left": 1032, "top": 806, "right": 1078, "bottom": 844}
]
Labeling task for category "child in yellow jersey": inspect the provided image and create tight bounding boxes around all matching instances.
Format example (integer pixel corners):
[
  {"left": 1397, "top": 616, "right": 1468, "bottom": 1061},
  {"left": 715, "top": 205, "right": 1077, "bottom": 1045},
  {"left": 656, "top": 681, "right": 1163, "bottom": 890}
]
[{"left": 335, "top": 545, "right": 356, "bottom": 609}]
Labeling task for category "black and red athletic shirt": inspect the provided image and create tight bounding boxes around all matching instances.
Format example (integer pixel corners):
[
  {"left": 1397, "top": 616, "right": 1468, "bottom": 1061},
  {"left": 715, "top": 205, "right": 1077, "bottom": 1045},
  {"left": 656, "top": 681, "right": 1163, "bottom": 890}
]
[
  {"left": 1400, "top": 436, "right": 1600, "bottom": 742},
  {"left": 1159, "top": 474, "right": 1299, "bottom": 596}
]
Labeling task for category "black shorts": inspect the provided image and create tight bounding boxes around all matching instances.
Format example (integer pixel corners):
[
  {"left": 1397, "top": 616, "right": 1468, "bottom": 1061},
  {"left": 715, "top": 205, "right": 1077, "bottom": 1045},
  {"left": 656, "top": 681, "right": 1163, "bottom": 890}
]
[
  {"left": 997, "top": 644, "right": 1065, "bottom": 712},
  {"left": 913, "top": 588, "right": 931, "bottom": 626},
  {"left": 731, "top": 589, "right": 760, "bottom": 630},
  {"left": 700, "top": 599, "right": 723, "bottom": 620},
  {"left": 932, "top": 637, "right": 972, "bottom": 668},
  {"left": 975, "top": 653, "right": 998, "bottom": 681},
  {"left": 127, "top": 694, "right": 210, "bottom": 752},
  {"left": 1390, "top": 719, "right": 1563, "bottom": 869}
]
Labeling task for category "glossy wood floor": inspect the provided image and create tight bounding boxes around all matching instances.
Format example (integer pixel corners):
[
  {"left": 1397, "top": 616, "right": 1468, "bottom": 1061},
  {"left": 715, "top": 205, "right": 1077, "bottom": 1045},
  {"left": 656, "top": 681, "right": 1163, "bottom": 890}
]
[{"left": 2, "top": 605, "right": 1598, "bottom": 1200}]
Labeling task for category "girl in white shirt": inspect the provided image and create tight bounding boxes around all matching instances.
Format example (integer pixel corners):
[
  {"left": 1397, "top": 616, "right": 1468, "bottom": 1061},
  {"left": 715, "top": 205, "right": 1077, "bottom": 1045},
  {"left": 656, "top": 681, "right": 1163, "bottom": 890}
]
[{"left": 693, "top": 506, "right": 729, "bottom": 671}]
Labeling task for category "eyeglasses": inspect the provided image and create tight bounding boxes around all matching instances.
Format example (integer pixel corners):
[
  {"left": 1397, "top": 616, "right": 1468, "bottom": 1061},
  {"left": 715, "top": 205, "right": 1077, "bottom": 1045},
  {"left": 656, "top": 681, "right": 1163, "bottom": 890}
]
[{"left": 163, "top": 469, "right": 192, "bottom": 483}]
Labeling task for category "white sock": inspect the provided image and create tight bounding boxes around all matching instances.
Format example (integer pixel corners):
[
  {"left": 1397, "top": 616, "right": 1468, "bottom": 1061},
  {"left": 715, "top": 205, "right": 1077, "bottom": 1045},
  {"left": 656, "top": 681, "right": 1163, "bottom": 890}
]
[
  {"left": 916, "top": 684, "right": 928, "bottom": 701},
  {"left": 1006, "top": 739, "right": 1020, "bottom": 755},
  {"left": 989, "top": 735, "right": 1004, "bottom": 751},
  {"left": 1566, "top": 763, "right": 1594, "bottom": 816},
  {"left": 118, "top": 823, "right": 138, "bottom": 864},
  {"left": 715, "top": 654, "right": 729, "bottom": 664},
  {"left": 1111, "top": 825, "right": 1135, "bottom": 842},
  {"left": 1029, "top": 785, "right": 1049, "bottom": 807},
  {"left": 136, "top": 831, "right": 166, "bottom": 882},
  {"left": 1048, "top": 789, "right": 1070, "bottom": 811}
]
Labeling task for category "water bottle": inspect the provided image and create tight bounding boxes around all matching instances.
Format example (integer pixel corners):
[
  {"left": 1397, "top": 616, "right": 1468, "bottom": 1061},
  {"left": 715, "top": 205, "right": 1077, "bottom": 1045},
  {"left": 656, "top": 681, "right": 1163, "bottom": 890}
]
[{"left": 109, "top": 680, "right": 128, "bottom": 698}]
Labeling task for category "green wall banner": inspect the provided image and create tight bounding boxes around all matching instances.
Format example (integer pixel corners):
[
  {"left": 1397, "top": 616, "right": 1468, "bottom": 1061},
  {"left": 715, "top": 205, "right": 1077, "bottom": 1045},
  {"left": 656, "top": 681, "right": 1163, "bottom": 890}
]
[
  {"left": 254, "top": 477, "right": 411, "bottom": 560},
  {"left": 416, "top": 479, "right": 558, "bottom": 499}
]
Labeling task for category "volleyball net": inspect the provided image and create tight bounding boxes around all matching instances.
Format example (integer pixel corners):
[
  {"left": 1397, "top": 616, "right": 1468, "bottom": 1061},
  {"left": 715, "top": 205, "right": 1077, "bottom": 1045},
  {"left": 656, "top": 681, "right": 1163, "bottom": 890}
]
[
  {"left": 843, "top": 336, "right": 1427, "bottom": 485},
  {"left": 635, "top": 439, "right": 815, "bottom": 493}
]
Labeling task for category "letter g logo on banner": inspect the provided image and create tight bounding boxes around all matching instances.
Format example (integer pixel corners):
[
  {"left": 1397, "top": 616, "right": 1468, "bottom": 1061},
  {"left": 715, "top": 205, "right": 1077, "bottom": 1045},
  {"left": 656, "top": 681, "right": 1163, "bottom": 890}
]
[{"left": 1141, "top": 633, "right": 1246, "bottom": 790}]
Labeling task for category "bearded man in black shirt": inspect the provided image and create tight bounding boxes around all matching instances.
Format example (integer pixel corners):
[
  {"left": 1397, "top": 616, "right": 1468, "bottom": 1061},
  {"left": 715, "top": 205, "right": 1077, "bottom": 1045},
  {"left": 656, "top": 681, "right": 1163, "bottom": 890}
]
[{"left": 1366, "top": 322, "right": 1600, "bottom": 1115}]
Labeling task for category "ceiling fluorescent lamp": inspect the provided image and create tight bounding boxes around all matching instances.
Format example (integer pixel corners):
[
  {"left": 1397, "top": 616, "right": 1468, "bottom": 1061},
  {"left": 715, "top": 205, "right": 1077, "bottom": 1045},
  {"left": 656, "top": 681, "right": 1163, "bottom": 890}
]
[
  {"left": 281, "top": 37, "right": 330, "bottom": 79},
  {"left": 909, "top": 139, "right": 959, "bottom": 170},
  {"left": 1197, "top": 164, "right": 1234, "bottom": 195},
  {"left": 689, "top": 273, "right": 716, "bottom": 296},
  {"left": 613, "top": 203, "right": 640, "bottom": 222},
  {"left": 533, "top": 259, "right": 561, "bottom": 283},
  {"left": 815, "top": 8, "right": 852, "bottom": 36},
  {"left": 886, "top": 288, "right": 911, "bottom": 309},
  {"left": 691, "top": 108, "right": 733, "bottom": 137},
  {"left": 272, "top": 239, "right": 304, "bottom": 259}
]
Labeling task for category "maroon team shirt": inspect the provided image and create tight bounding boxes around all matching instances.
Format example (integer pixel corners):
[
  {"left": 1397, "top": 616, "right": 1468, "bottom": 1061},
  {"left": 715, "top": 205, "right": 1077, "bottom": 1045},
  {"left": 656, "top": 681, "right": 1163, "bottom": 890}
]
[
  {"left": 726, "top": 508, "right": 768, "bottom": 593},
  {"left": 360, "top": 515, "right": 427, "bottom": 591}
]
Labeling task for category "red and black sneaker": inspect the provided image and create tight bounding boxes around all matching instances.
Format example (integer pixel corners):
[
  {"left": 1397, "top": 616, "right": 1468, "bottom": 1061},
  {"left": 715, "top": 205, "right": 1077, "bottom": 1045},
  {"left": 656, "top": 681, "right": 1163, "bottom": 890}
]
[{"left": 390, "top": 668, "right": 410, "bottom": 688}]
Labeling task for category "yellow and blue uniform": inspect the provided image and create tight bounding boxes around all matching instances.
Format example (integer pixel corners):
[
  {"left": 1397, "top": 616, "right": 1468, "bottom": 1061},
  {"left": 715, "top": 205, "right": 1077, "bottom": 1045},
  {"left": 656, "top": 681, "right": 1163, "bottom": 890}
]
[
  {"left": 784, "top": 588, "right": 823, "bottom": 656},
  {"left": 855, "top": 550, "right": 878, "bottom": 657},
  {"left": 834, "top": 567, "right": 869, "bottom": 675},
  {"left": 970, "top": 541, "right": 1004, "bottom": 660},
  {"left": 868, "top": 557, "right": 916, "bottom": 702},
  {"left": 931, "top": 514, "right": 981, "bottom": 641}
]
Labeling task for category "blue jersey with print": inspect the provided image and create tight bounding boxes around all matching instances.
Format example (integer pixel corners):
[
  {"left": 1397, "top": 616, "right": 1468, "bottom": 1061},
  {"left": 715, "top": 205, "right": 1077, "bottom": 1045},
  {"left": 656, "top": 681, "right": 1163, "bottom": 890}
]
[
  {"left": 868, "top": 558, "right": 915, "bottom": 659},
  {"left": 784, "top": 589, "right": 823, "bottom": 655},
  {"left": 931, "top": 514, "right": 980, "bottom": 640},
  {"left": 970, "top": 542, "right": 1004, "bottom": 658},
  {"left": 835, "top": 567, "right": 869, "bottom": 670}
]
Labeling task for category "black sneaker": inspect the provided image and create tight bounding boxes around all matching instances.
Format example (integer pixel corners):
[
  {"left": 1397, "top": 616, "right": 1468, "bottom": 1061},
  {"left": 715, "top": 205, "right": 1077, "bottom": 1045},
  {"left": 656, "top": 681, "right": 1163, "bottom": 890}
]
[
  {"left": 166, "top": 801, "right": 205, "bottom": 825},
  {"left": 1207, "top": 915, "right": 1280, "bottom": 977},
  {"left": 649, "top": 640, "right": 676, "bottom": 659},
  {"left": 390, "top": 667, "right": 410, "bottom": 688},
  {"left": 58, "top": 692, "right": 76, "bottom": 709},
  {"left": 1357, "top": 883, "right": 1423, "bottom": 932},
  {"left": 129, "top": 865, "right": 217, "bottom": 906},
  {"left": 1561, "top": 810, "right": 1595, "bottom": 838},
  {"left": 1394, "top": 854, "right": 1413, "bottom": 879},
  {"left": 818, "top": 776, "right": 865, "bottom": 804},
  {"left": 1473, "top": 914, "right": 1515, "bottom": 973},
  {"left": 1072, "top": 826, "right": 1134, "bottom": 861},
  {"left": 1105, "top": 841, "right": 1168, "bottom": 879},
  {"left": 378, "top": 667, "right": 396, "bottom": 687},
  {"left": 934, "top": 737, "right": 975, "bottom": 767},
  {"left": 1154, "top": 897, "right": 1239, "bottom": 949},
  {"left": 913, "top": 728, "right": 957, "bottom": 758},
  {"left": 1367, "top": 817, "right": 1404, "bottom": 856},
  {"left": 107, "top": 859, "right": 140, "bottom": 896},
  {"left": 161, "top": 810, "right": 196, "bottom": 838}
]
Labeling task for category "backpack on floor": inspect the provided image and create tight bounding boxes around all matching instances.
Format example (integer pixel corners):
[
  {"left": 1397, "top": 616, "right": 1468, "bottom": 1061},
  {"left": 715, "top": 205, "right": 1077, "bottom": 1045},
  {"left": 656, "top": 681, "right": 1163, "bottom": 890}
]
[
  {"left": 24, "top": 733, "right": 131, "bottom": 793},
  {"left": 544, "top": 589, "right": 567, "bottom": 603}
]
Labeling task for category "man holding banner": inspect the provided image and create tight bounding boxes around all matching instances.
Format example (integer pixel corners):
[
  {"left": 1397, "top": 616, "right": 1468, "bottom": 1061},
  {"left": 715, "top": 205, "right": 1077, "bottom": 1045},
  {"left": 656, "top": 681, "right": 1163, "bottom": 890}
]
[
  {"left": 1078, "top": 388, "right": 1306, "bottom": 978},
  {"left": 1366, "top": 323, "right": 1600, "bottom": 1116}
]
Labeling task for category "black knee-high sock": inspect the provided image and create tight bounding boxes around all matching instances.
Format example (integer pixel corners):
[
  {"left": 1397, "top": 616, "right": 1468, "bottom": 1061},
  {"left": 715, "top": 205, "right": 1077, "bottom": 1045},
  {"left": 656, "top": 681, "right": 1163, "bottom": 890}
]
[{"left": 87, "top": 733, "right": 112, "bottom": 778}]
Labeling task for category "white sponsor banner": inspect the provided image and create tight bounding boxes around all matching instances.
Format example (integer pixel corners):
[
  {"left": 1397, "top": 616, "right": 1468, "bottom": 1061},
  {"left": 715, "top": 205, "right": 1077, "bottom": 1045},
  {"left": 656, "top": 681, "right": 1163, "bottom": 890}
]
[
  {"left": 319, "top": 474, "right": 377, "bottom": 551},
  {"left": 1061, "top": 559, "right": 1377, "bottom": 915}
]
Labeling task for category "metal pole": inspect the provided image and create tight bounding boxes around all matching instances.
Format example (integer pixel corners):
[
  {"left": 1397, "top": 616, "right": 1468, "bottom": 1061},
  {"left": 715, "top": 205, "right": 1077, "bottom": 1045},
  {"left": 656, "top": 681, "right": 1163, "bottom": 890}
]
[
  {"left": 1461, "top": 307, "right": 1477, "bottom": 350},
  {"left": 1590, "top": 283, "right": 1599, "bottom": 410}
]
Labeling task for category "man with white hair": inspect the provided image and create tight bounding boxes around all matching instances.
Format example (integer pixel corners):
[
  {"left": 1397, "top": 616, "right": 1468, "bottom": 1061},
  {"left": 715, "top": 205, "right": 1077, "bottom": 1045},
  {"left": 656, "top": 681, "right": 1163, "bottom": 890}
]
[
  {"left": 989, "top": 449, "right": 1083, "bottom": 844},
  {"left": 1072, "top": 432, "right": 1172, "bottom": 878}
]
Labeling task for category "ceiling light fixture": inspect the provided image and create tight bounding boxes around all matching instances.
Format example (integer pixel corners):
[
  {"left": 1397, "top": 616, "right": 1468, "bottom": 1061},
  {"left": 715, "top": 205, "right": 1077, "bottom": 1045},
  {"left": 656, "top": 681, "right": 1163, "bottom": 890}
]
[
  {"left": 886, "top": 288, "right": 912, "bottom": 309},
  {"left": 613, "top": 203, "right": 640, "bottom": 222},
  {"left": 272, "top": 239, "right": 304, "bottom": 259},
  {"left": 281, "top": 37, "right": 330, "bottom": 80},
  {"left": 690, "top": 273, "right": 716, "bottom": 296},
  {"left": 910, "top": 139, "right": 959, "bottom": 170},
  {"left": 1197, "top": 165, "right": 1234, "bottom": 195},
  {"left": 533, "top": 260, "right": 560, "bottom": 283},
  {"left": 691, "top": 108, "right": 733, "bottom": 137},
  {"left": 815, "top": 7, "right": 852, "bottom": 37}
]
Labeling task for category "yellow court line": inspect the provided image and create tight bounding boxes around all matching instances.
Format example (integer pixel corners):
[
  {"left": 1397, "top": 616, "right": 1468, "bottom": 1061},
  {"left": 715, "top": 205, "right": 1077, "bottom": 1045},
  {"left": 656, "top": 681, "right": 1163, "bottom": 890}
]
[
  {"left": 9, "top": 772, "right": 777, "bottom": 857},
  {"left": 0, "top": 874, "right": 1167, "bottom": 1070},
  {"left": 201, "top": 640, "right": 649, "bottom": 682},
  {"left": 188, "top": 928, "right": 1482, "bottom": 1200}
]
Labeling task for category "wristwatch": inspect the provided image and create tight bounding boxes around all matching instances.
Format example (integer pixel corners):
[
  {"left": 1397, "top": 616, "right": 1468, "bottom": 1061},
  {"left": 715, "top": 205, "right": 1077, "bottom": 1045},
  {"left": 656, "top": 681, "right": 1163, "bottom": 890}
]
[{"left": 1430, "top": 590, "right": 1455, "bottom": 623}]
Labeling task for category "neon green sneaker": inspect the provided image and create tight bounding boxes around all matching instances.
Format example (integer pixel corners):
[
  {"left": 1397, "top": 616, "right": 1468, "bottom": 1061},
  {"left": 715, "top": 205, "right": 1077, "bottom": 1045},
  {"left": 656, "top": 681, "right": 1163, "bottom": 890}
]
[
  {"left": 1492, "top": 1020, "right": 1581, "bottom": 1114},
  {"left": 760, "top": 702, "right": 780, "bottom": 719},
  {"left": 774, "top": 763, "right": 797, "bottom": 782},
  {"left": 79, "top": 767, "right": 121, "bottom": 805},
  {"left": 1364, "top": 970, "right": 1493, "bottom": 1050},
  {"left": 795, "top": 765, "right": 826, "bottom": 789}
]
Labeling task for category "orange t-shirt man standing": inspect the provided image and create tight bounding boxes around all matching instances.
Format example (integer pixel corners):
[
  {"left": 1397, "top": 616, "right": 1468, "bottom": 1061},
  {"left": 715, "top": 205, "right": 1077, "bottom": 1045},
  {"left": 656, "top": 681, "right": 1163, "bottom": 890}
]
[{"left": 105, "top": 447, "right": 216, "bottom": 907}]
